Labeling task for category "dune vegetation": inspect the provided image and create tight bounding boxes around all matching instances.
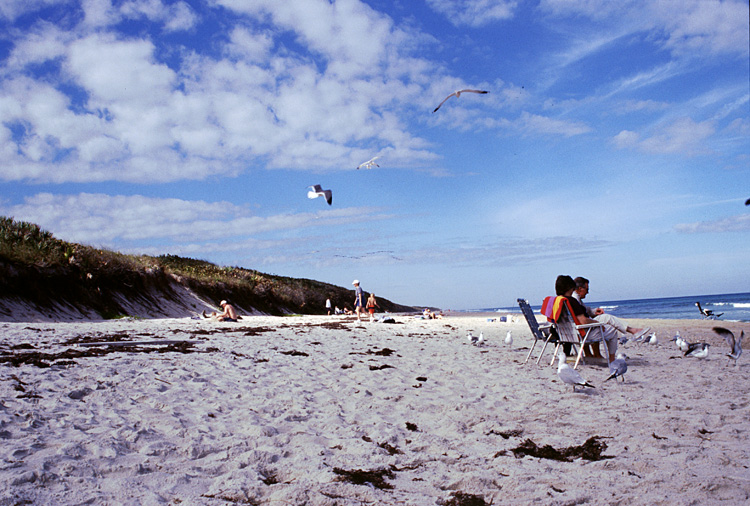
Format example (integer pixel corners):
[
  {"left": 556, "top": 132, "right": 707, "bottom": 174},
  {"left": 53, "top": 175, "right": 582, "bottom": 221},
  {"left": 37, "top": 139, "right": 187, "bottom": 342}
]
[{"left": 0, "top": 217, "right": 416, "bottom": 320}]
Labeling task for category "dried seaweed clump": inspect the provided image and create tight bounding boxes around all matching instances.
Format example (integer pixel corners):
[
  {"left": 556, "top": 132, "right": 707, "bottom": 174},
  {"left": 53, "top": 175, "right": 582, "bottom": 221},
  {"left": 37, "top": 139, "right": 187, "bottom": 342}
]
[
  {"left": 510, "top": 436, "right": 613, "bottom": 462},
  {"left": 439, "top": 491, "right": 491, "bottom": 506},
  {"left": 333, "top": 467, "right": 394, "bottom": 490}
]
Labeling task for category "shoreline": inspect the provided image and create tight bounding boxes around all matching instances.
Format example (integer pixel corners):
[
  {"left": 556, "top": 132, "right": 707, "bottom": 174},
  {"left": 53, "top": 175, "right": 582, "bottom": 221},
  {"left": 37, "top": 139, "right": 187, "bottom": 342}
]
[{"left": 2, "top": 314, "right": 749, "bottom": 505}]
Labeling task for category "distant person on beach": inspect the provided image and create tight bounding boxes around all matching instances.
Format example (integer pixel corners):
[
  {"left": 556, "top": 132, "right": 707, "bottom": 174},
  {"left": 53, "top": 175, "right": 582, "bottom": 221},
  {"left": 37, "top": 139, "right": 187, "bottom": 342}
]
[
  {"left": 574, "top": 277, "right": 650, "bottom": 344},
  {"left": 366, "top": 293, "right": 379, "bottom": 322},
  {"left": 204, "top": 300, "right": 238, "bottom": 322},
  {"left": 556, "top": 275, "right": 620, "bottom": 363},
  {"left": 326, "top": 297, "right": 332, "bottom": 315},
  {"left": 353, "top": 280, "right": 364, "bottom": 321}
]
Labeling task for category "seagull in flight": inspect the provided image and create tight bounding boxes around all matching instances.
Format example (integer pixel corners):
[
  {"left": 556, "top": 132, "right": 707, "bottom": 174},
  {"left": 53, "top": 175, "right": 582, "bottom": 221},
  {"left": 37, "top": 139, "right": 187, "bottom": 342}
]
[
  {"left": 713, "top": 327, "right": 743, "bottom": 365},
  {"left": 557, "top": 352, "right": 595, "bottom": 392},
  {"left": 307, "top": 185, "right": 332, "bottom": 205},
  {"left": 432, "top": 89, "right": 489, "bottom": 113},
  {"left": 356, "top": 156, "right": 380, "bottom": 170}
]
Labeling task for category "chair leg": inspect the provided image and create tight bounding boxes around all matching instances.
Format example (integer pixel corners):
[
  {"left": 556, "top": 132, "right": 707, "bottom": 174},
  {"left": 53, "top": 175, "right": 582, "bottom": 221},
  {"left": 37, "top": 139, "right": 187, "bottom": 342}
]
[
  {"left": 550, "top": 343, "right": 562, "bottom": 366},
  {"left": 573, "top": 339, "right": 587, "bottom": 369},
  {"left": 536, "top": 340, "right": 551, "bottom": 364},
  {"left": 524, "top": 340, "right": 537, "bottom": 364}
]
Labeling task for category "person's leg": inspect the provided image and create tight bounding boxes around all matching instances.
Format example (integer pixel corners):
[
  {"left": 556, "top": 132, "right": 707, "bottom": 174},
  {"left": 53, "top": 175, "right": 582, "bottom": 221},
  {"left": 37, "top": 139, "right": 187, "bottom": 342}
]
[{"left": 595, "top": 314, "right": 627, "bottom": 334}]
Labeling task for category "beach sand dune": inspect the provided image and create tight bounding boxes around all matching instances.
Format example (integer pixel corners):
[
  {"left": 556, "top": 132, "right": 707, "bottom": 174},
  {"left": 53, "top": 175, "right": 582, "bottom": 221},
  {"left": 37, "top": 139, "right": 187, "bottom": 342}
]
[{"left": 1, "top": 315, "right": 749, "bottom": 505}]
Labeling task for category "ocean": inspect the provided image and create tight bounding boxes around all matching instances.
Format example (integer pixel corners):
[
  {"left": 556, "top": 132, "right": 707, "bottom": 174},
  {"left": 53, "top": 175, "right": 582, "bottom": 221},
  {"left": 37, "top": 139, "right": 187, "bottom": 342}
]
[{"left": 483, "top": 292, "right": 750, "bottom": 322}]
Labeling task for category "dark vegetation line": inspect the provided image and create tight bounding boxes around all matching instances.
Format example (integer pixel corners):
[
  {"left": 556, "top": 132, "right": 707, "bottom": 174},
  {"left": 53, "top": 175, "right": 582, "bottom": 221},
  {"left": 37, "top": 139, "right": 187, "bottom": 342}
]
[{"left": 0, "top": 217, "right": 416, "bottom": 321}]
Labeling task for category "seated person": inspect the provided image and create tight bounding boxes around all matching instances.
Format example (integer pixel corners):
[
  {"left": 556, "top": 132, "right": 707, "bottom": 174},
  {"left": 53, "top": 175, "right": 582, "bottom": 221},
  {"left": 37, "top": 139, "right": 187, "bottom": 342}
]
[
  {"left": 574, "top": 277, "right": 650, "bottom": 344},
  {"left": 556, "top": 275, "right": 619, "bottom": 363},
  {"left": 204, "top": 300, "right": 238, "bottom": 322}
]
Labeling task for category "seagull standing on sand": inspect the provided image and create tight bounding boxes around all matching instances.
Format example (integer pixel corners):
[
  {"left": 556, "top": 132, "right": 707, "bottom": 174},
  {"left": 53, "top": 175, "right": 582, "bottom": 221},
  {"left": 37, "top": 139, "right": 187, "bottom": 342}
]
[
  {"left": 505, "top": 331, "right": 513, "bottom": 346},
  {"left": 648, "top": 333, "right": 658, "bottom": 345},
  {"left": 467, "top": 331, "right": 478, "bottom": 345},
  {"left": 432, "top": 89, "right": 489, "bottom": 113},
  {"left": 605, "top": 353, "right": 628, "bottom": 382},
  {"left": 684, "top": 342, "right": 710, "bottom": 359},
  {"left": 356, "top": 156, "right": 380, "bottom": 170},
  {"left": 477, "top": 332, "right": 485, "bottom": 346},
  {"left": 307, "top": 185, "right": 332, "bottom": 205},
  {"left": 557, "top": 352, "right": 595, "bottom": 392},
  {"left": 713, "top": 327, "right": 743, "bottom": 365}
]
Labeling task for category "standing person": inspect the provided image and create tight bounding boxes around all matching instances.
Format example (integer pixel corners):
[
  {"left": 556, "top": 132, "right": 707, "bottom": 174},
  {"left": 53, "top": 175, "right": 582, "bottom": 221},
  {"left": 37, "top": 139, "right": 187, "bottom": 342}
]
[
  {"left": 366, "top": 293, "right": 379, "bottom": 322},
  {"left": 325, "top": 297, "right": 332, "bottom": 316},
  {"left": 352, "top": 280, "right": 364, "bottom": 321}
]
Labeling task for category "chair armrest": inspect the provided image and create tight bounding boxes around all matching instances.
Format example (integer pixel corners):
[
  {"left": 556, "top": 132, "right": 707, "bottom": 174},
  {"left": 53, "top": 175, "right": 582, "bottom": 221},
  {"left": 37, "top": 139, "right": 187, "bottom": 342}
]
[
  {"left": 575, "top": 322, "right": 604, "bottom": 330},
  {"left": 539, "top": 322, "right": 553, "bottom": 330}
]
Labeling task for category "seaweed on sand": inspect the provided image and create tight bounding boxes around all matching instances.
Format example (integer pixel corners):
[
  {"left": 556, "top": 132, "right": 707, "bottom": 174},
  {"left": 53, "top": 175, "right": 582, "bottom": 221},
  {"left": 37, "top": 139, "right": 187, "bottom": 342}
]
[
  {"left": 333, "top": 467, "right": 394, "bottom": 489},
  {"left": 439, "top": 491, "right": 492, "bottom": 506},
  {"left": 508, "top": 436, "right": 613, "bottom": 462}
]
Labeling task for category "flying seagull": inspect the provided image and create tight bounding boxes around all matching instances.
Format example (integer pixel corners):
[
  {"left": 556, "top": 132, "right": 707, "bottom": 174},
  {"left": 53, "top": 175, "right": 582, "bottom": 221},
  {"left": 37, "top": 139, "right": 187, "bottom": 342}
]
[
  {"left": 557, "top": 352, "right": 595, "bottom": 392},
  {"left": 695, "top": 301, "right": 722, "bottom": 319},
  {"left": 713, "top": 327, "right": 743, "bottom": 365},
  {"left": 307, "top": 185, "right": 332, "bottom": 205},
  {"left": 356, "top": 156, "right": 380, "bottom": 170},
  {"left": 432, "top": 89, "right": 489, "bottom": 113},
  {"left": 605, "top": 353, "right": 628, "bottom": 382}
]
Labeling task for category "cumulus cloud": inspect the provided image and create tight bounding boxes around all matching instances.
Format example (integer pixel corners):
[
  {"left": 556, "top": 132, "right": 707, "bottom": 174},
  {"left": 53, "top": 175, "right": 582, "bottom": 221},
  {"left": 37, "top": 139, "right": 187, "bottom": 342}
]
[
  {"left": 614, "top": 117, "right": 715, "bottom": 155},
  {"left": 425, "top": 0, "right": 518, "bottom": 27}
]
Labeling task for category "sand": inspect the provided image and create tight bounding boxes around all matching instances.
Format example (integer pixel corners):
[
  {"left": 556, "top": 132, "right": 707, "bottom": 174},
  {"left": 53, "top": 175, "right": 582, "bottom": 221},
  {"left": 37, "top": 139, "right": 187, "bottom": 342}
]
[{"left": 1, "top": 313, "right": 749, "bottom": 505}]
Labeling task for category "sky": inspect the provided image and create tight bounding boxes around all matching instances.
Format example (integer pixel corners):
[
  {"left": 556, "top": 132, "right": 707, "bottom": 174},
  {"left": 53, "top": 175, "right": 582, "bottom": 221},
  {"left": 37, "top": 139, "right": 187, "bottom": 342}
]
[{"left": 0, "top": 0, "right": 748, "bottom": 310}]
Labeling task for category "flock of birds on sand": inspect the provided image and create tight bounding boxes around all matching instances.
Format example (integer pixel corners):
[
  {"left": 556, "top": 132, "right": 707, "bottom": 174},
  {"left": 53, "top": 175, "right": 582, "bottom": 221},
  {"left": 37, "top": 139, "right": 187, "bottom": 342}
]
[
  {"left": 466, "top": 324, "right": 743, "bottom": 393},
  {"left": 307, "top": 89, "right": 490, "bottom": 206}
]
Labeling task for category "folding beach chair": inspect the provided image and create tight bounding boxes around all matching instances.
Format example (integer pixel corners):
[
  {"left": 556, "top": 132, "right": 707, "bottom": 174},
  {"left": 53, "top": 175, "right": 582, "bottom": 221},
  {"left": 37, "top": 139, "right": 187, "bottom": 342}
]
[
  {"left": 540, "top": 296, "right": 609, "bottom": 369},
  {"left": 517, "top": 298, "right": 556, "bottom": 364}
]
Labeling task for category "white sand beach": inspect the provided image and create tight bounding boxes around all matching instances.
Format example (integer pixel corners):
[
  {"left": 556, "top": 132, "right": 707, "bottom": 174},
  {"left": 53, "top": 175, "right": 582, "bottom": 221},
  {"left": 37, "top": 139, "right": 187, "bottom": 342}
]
[{"left": 2, "top": 313, "right": 749, "bottom": 505}]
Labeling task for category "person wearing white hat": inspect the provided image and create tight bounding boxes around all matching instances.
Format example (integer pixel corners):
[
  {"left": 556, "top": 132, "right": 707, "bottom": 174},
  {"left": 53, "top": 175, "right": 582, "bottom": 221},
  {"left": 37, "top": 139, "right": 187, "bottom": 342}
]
[
  {"left": 203, "top": 299, "right": 238, "bottom": 321},
  {"left": 352, "top": 280, "right": 364, "bottom": 321}
]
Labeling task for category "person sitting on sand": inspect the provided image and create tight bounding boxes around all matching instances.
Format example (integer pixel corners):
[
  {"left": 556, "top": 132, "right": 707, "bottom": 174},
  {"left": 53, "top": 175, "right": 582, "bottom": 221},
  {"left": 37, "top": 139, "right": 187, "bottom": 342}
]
[
  {"left": 203, "top": 300, "right": 239, "bottom": 322},
  {"left": 366, "top": 293, "right": 380, "bottom": 322}
]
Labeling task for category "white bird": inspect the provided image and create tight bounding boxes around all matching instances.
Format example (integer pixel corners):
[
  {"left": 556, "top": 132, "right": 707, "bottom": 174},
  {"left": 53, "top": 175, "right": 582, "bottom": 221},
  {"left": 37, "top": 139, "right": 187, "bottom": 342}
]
[
  {"left": 356, "top": 156, "right": 380, "bottom": 170},
  {"left": 678, "top": 338, "right": 690, "bottom": 352},
  {"left": 648, "top": 333, "right": 658, "bottom": 345},
  {"left": 684, "top": 342, "right": 710, "bottom": 359},
  {"left": 307, "top": 185, "right": 332, "bottom": 205},
  {"left": 467, "top": 331, "right": 478, "bottom": 345},
  {"left": 504, "top": 330, "right": 513, "bottom": 346},
  {"left": 605, "top": 353, "right": 628, "bottom": 382},
  {"left": 713, "top": 327, "right": 744, "bottom": 365},
  {"left": 557, "top": 352, "right": 595, "bottom": 392},
  {"left": 432, "top": 89, "right": 489, "bottom": 113},
  {"left": 477, "top": 332, "right": 485, "bottom": 346}
]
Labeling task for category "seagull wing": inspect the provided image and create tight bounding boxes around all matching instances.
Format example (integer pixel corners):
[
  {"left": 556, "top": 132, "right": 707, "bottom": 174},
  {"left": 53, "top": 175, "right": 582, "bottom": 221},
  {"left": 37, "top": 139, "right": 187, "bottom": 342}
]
[
  {"left": 311, "top": 184, "right": 323, "bottom": 193},
  {"left": 323, "top": 189, "right": 332, "bottom": 205},
  {"left": 458, "top": 89, "right": 489, "bottom": 95},
  {"left": 713, "top": 327, "right": 735, "bottom": 350},
  {"left": 432, "top": 92, "right": 458, "bottom": 113}
]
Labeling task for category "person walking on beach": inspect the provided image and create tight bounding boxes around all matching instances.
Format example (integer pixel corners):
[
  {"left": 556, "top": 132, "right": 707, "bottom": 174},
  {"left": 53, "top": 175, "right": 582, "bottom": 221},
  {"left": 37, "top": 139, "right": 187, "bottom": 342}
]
[
  {"left": 326, "top": 297, "right": 332, "bottom": 316},
  {"left": 353, "top": 280, "right": 364, "bottom": 321},
  {"left": 203, "top": 300, "right": 239, "bottom": 322},
  {"left": 366, "top": 293, "right": 379, "bottom": 322}
]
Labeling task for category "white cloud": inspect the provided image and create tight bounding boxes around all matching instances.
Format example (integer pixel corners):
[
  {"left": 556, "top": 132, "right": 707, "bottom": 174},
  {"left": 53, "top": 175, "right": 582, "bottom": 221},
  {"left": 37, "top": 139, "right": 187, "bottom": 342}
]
[
  {"left": 426, "top": 0, "right": 518, "bottom": 27},
  {"left": 516, "top": 111, "right": 591, "bottom": 137},
  {"left": 638, "top": 117, "right": 715, "bottom": 155},
  {"left": 0, "top": 0, "right": 67, "bottom": 22},
  {"left": 1, "top": 193, "right": 390, "bottom": 248},
  {"left": 675, "top": 214, "right": 750, "bottom": 234}
]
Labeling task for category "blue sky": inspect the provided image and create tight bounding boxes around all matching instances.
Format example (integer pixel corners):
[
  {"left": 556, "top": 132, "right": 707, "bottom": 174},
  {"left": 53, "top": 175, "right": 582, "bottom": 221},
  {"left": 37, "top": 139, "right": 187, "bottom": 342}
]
[{"left": 1, "top": 0, "right": 748, "bottom": 310}]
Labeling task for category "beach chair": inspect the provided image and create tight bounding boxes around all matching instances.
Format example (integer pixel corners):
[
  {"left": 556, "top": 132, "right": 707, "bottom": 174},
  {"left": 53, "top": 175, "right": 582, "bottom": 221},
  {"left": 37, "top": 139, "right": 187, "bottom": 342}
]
[
  {"left": 517, "top": 298, "right": 556, "bottom": 364},
  {"left": 541, "top": 296, "right": 609, "bottom": 369}
]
